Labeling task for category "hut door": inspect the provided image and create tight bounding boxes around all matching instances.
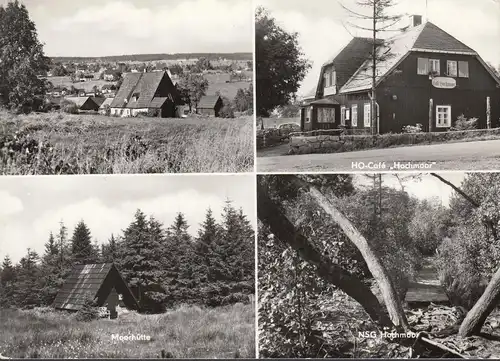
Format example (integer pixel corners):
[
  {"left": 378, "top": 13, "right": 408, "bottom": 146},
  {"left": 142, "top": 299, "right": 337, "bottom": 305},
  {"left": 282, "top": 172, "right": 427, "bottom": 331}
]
[{"left": 106, "top": 288, "right": 119, "bottom": 319}]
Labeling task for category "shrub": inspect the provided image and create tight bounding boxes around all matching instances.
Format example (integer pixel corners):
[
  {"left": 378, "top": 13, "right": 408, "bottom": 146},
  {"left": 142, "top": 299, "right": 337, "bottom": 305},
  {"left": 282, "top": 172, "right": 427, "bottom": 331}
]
[
  {"left": 60, "top": 100, "right": 79, "bottom": 114},
  {"left": 147, "top": 108, "right": 160, "bottom": 117},
  {"left": 451, "top": 114, "right": 477, "bottom": 131},
  {"left": 402, "top": 123, "right": 423, "bottom": 133},
  {"left": 75, "top": 296, "right": 100, "bottom": 322}
]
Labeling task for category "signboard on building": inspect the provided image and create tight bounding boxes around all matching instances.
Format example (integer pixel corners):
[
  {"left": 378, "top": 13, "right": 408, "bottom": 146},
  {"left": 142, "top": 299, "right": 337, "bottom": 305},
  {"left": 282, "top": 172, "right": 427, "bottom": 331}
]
[{"left": 432, "top": 77, "right": 457, "bottom": 89}]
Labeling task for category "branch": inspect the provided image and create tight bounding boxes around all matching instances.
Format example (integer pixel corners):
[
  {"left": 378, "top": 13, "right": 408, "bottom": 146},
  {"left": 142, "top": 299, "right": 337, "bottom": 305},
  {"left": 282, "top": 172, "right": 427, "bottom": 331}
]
[
  {"left": 257, "top": 181, "right": 393, "bottom": 329},
  {"left": 290, "top": 176, "right": 410, "bottom": 331},
  {"left": 430, "top": 173, "right": 479, "bottom": 207}
]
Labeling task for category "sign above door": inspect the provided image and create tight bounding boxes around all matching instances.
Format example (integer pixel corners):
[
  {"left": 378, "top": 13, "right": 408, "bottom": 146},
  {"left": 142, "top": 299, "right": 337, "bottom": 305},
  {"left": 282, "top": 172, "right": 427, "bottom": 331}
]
[{"left": 432, "top": 77, "right": 457, "bottom": 89}]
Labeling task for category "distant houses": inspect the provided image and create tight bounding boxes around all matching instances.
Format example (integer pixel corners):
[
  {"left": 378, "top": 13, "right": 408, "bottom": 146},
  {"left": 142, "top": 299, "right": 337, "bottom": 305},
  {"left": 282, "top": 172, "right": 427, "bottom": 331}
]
[
  {"left": 109, "top": 71, "right": 182, "bottom": 118},
  {"left": 197, "top": 95, "right": 223, "bottom": 117}
]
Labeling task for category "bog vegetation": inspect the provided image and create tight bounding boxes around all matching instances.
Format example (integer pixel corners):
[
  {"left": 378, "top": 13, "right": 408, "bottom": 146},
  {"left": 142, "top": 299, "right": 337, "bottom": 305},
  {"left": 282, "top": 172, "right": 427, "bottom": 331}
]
[
  {"left": 0, "top": 112, "right": 253, "bottom": 174},
  {"left": 258, "top": 173, "right": 500, "bottom": 358},
  {"left": 0, "top": 202, "right": 255, "bottom": 358}
]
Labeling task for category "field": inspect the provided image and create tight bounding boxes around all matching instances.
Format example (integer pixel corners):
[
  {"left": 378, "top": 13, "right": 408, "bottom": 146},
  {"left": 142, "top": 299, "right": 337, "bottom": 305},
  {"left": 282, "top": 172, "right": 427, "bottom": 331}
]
[
  {"left": 46, "top": 76, "right": 116, "bottom": 92},
  {"left": 0, "top": 303, "right": 255, "bottom": 359},
  {"left": 0, "top": 111, "right": 253, "bottom": 174},
  {"left": 203, "top": 72, "right": 252, "bottom": 99}
]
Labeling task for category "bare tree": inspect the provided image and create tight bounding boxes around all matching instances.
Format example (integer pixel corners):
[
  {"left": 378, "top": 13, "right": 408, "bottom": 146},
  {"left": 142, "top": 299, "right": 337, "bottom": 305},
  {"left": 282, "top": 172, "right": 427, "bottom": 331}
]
[{"left": 340, "top": 0, "right": 407, "bottom": 134}]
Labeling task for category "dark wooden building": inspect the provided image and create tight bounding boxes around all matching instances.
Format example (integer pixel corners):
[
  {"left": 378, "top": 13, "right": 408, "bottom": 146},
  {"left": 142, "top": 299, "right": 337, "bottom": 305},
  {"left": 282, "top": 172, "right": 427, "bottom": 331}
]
[
  {"left": 64, "top": 96, "right": 102, "bottom": 112},
  {"left": 303, "top": 16, "right": 500, "bottom": 133},
  {"left": 53, "top": 263, "right": 140, "bottom": 316},
  {"left": 110, "top": 71, "right": 182, "bottom": 118},
  {"left": 197, "top": 95, "right": 223, "bottom": 117}
]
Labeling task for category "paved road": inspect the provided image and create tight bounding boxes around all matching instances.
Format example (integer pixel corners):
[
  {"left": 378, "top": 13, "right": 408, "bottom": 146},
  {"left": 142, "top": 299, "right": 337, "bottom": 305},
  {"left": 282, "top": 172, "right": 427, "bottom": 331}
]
[{"left": 257, "top": 139, "right": 500, "bottom": 172}]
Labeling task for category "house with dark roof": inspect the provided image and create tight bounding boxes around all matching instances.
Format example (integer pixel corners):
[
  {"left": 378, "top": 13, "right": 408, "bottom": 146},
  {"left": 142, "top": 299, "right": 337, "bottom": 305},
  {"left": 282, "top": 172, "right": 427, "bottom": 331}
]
[
  {"left": 64, "top": 96, "right": 101, "bottom": 112},
  {"left": 197, "top": 95, "right": 223, "bottom": 117},
  {"left": 110, "top": 71, "right": 181, "bottom": 118},
  {"left": 53, "top": 263, "right": 140, "bottom": 318},
  {"left": 302, "top": 16, "right": 500, "bottom": 134}
]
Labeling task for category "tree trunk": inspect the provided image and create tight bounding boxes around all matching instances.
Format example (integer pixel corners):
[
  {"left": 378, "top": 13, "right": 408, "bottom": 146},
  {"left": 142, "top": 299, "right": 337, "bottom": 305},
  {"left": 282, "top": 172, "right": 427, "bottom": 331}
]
[
  {"left": 257, "top": 183, "right": 393, "bottom": 329},
  {"left": 302, "top": 182, "right": 410, "bottom": 331},
  {"left": 459, "top": 266, "right": 500, "bottom": 337}
]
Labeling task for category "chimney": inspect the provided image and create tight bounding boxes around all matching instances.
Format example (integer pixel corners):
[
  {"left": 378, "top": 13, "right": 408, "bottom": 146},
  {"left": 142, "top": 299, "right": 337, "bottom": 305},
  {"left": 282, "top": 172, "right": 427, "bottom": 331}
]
[{"left": 410, "top": 15, "right": 423, "bottom": 27}]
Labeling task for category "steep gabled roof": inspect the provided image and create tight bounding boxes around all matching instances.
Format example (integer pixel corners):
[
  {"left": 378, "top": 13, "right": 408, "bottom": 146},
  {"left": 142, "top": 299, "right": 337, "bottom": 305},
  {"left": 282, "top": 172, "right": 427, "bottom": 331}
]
[
  {"left": 91, "top": 97, "right": 106, "bottom": 107},
  {"left": 338, "top": 22, "right": 489, "bottom": 94},
  {"left": 110, "top": 72, "right": 142, "bottom": 108},
  {"left": 53, "top": 263, "right": 139, "bottom": 311},
  {"left": 110, "top": 71, "right": 176, "bottom": 109},
  {"left": 64, "top": 96, "right": 94, "bottom": 108},
  {"left": 198, "top": 95, "right": 221, "bottom": 109},
  {"left": 126, "top": 72, "right": 165, "bottom": 109}
]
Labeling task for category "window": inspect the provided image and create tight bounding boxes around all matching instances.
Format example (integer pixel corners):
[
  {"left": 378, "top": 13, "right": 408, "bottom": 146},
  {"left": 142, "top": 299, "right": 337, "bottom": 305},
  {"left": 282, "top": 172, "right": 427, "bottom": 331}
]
[
  {"left": 417, "top": 57, "right": 429, "bottom": 75},
  {"left": 436, "top": 105, "right": 451, "bottom": 128},
  {"left": 364, "top": 103, "right": 371, "bottom": 127},
  {"left": 447, "top": 60, "right": 457, "bottom": 77},
  {"left": 458, "top": 61, "right": 469, "bottom": 78},
  {"left": 351, "top": 105, "right": 358, "bottom": 127},
  {"left": 340, "top": 106, "right": 346, "bottom": 126},
  {"left": 324, "top": 72, "right": 330, "bottom": 87},
  {"left": 306, "top": 107, "right": 312, "bottom": 123},
  {"left": 317, "top": 108, "right": 335, "bottom": 123},
  {"left": 429, "top": 59, "right": 440, "bottom": 75},
  {"left": 330, "top": 70, "right": 336, "bottom": 87},
  {"left": 324, "top": 69, "right": 336, "bottom": 88}
]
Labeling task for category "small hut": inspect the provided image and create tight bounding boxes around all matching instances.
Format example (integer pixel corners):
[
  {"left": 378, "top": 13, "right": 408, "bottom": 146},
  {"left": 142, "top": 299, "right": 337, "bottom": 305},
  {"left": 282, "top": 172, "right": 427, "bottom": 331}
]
[
  {"left": 53, "top": 263, "right": 139, "bottom": 318},
  {"left": 197, "top": 95, "right": 223, "bottom": 117}
]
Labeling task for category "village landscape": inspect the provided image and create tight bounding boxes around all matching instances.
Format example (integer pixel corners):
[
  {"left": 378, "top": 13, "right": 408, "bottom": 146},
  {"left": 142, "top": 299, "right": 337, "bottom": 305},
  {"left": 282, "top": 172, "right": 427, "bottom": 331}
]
[
  {"left": 0, "top": 175, "right": 255, "bottom": 358},
  {"left": 0, "top": 0, "right": 254, "bottom": 174},
  {"left": 256, "top": 0, "right": 500, "bottom": 172},
  {"left": 258, "top": 173, "right": 500, "bottom": 359}
]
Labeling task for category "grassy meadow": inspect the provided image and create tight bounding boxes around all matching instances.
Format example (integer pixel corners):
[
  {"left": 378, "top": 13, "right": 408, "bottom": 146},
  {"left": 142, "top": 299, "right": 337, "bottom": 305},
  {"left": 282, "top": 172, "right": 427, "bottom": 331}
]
[
  {"left": 0, "top": 303, "right": 255, "bottom": 359},
  {"left": 0, "top": 111, "right": 253, "bottom": 174}
]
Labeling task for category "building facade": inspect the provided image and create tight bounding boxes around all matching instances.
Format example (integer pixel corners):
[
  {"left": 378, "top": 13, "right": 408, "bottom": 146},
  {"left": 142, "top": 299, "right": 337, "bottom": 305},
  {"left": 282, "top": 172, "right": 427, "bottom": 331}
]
[{"left": 302, "top": 17, "right": 500, "bottom": 134}]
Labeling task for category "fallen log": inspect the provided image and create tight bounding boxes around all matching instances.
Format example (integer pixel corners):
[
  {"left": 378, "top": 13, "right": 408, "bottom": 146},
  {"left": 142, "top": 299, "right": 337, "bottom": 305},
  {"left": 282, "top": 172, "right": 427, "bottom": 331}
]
[{"left": 419, "top": 336, "right": 468, "bottom": 359}]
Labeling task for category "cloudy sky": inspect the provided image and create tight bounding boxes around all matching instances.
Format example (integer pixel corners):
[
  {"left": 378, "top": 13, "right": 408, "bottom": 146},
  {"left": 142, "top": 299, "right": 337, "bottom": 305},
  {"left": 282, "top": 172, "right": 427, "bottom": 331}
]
[
  {"left": 0, "top": 174, "right": 256, "bottom": 263},
  {"left": 258, "top": 0, "right": 500, "bottom": 95},
  {"left": 354, "top": 172, "right": 466, "bottom": 206},
  {"left": 0, "top": 0, "right": 252, "bottom": 56}
]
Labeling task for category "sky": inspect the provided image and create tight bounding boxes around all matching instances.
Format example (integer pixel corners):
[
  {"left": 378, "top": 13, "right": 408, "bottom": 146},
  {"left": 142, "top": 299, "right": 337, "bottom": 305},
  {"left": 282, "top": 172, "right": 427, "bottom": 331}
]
[
  {"left": 0, "top": 0, "right": 253, "bottom": 56},
  {"left": 257, "top": 0, "right": 500, "bottom": 96},
  {"left": 0, "top": 174, "right": 256, "bottom": 263},
  {"left": 353, "top": 172, "right": 466, "bottom": 206}
]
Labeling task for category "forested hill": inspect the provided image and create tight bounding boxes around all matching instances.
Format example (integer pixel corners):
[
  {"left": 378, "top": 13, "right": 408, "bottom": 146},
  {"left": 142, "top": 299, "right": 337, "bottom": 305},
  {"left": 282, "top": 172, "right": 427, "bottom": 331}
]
[{"left": 51, "top": 53, "right": 253, "bottom": 62}]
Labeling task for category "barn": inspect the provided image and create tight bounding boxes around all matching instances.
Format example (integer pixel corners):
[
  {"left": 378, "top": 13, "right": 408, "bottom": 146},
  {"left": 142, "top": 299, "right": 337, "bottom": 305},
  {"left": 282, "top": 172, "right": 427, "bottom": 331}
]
[
  {"left": 53, "top": 263, "right": 140, "bottom": 317},
  {"left": 110, "top": 71, "right": 182, "bottom": 118},
  {"left": 303, "top": 16, "right": 500, "bottom": 134},
  {"left": 197, "top": 95, "right": 223, "bottom": 117}
]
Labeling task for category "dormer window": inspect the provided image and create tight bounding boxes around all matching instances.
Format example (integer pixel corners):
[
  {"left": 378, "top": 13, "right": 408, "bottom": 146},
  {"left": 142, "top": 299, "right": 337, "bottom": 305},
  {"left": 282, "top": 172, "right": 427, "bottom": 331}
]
[
  {"left": 324, "top": 69, "right": 336, "bottom": 88},
  {"left": 132, "top": 92, "right": 140, "bottom": 101}
]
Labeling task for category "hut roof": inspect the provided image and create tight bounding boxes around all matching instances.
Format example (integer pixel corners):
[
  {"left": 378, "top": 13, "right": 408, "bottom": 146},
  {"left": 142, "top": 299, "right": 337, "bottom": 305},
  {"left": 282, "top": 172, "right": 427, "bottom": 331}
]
[
  {"left": 198, "top": 95, "right": 221, "bottom": 109},
  {"left": 53, "top": 263, "right": 140, "bottom": 311}
]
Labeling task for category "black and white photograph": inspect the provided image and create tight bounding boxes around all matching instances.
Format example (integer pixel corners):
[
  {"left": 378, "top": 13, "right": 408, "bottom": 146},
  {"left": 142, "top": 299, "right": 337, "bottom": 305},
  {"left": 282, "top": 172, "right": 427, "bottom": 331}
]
[
  {"left": 256, "top": 0, "right": 500, "bottom": 172},
  {"left": 0, "top": 174, "right": 256, "bottom": 359},
  {"left": 0, "top": 0, "right": 254, "bottom": 175},
  {"left": 258, "top": 172, "right": 500, "bottom": 358}
]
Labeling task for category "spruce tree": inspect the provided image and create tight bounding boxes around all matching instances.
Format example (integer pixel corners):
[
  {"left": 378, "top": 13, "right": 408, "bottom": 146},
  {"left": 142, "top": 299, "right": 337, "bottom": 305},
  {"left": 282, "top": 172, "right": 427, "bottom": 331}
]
[
  {"left": 117, "top": 210, "right": 167, "bottom": 313},
  {"left": 71, "top": 220, "right": 94, "bottom": 264},
  {"left": 40, "top": 232, "right": 64, "bottom": 305},
  {"left": 102, "top": 234, "right": 118, "bottom": 263},
  {"left": 0, "top": 255, "right": 16, "bottom": 307},
  {"left": 15, "top": 249, "right": 42, "bottom": 308}
]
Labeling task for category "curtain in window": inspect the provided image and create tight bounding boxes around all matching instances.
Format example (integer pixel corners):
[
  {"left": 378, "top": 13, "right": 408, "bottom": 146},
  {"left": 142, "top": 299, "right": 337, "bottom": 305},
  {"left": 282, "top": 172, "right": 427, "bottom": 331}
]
[{"left": 317, "top": 107, "right": 335, "bottom": 123}]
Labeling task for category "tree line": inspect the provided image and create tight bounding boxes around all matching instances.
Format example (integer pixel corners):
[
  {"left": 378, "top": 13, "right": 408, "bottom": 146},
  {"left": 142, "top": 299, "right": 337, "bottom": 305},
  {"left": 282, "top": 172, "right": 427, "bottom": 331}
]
[{"left": 0, "top": 201, "right": 254, "bottom": 313}]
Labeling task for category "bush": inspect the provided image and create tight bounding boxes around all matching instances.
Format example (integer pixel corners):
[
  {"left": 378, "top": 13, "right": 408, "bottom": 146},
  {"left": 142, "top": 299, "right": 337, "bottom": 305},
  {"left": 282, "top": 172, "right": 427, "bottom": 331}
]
[
  {"left": 75, "top": 296, "right": 99, "bottom": 322},
  {"left": 451, "top": 114, "right": 477, "bottom": 131},
  {"left": 147, "top": 108, "right": 160, "bottom": 117},
  {"left": 402, "top": 123, "right": 423, "bottom": 133},
  {"left": 60, "top": 100, "right": 79, "bottom": 114}
]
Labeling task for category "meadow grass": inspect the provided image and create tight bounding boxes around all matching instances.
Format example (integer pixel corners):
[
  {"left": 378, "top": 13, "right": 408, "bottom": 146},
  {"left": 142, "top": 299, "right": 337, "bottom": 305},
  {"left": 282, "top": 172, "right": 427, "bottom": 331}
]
[
  {"left": 0, "top": 303, "right": 255, "bottom": 359},
  {"left": 0, "top": 111, "right": 253, "bottom": 174}
]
